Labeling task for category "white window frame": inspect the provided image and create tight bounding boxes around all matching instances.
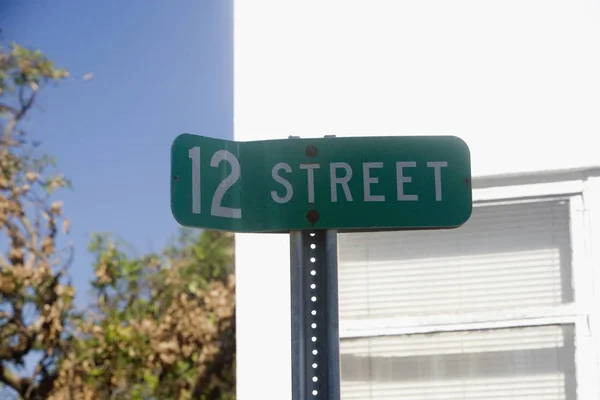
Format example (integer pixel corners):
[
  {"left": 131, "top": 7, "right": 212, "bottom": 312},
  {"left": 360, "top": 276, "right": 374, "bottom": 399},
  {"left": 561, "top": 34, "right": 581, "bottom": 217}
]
[{"left": 339, "top": 170, "right": 600, "bottom": 400}]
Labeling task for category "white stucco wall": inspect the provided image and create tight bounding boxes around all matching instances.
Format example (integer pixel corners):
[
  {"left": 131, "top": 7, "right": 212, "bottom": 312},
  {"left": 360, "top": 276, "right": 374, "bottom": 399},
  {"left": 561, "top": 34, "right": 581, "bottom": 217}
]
[{"left": 233, "top": 1, "right": 600, "bottom": 399}]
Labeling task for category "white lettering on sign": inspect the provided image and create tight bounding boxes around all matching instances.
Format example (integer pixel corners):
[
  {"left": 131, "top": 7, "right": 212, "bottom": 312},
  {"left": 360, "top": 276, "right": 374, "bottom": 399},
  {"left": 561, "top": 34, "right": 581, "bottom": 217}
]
[
  {"left": 427, "top": 161, "right": 447, "bottom": 201},
  {"left": 268, "top": 161, "right": 448, "bottom": 205},
  {"left": 362, "top": 162, "right": 385, "bottom": 202},
  {"left": 210, "top": 150, "right": 242, "bottom": 219},
  {"left": 330, "top": 162, "right": 353, "bottom": 202},
  {"left": 187, "top": 146, "right": 242, "bottom": 219},
  {"left": 188, "top": 146, "right": 452, "bottom": 219},
  {"left": 189, "top": 147, "right": 201, "bottom": 214},
  {"left": 300, "top": 163, "right": 320, "bottom": 203},
  {"left": 396, "top": 161, "right": 418, "bottom": 201},
  {"left": 271, "top": 163, "right": 293, "bottom": 204}
]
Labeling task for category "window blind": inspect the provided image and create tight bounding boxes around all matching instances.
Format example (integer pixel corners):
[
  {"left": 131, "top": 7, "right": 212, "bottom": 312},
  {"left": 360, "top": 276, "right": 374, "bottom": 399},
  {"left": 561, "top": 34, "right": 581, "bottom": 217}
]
[
  {"left": 338, "top": 200, "right": 573, "bottom": 320},
  {"left": 340, "top": 325, "right": 576, "bottom": 400}
]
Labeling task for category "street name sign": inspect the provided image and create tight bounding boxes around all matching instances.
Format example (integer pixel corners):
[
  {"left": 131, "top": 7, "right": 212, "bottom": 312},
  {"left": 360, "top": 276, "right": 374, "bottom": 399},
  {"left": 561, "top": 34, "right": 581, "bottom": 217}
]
[{"left": 170, "top": 134, "right": 472, "bottom": 233}]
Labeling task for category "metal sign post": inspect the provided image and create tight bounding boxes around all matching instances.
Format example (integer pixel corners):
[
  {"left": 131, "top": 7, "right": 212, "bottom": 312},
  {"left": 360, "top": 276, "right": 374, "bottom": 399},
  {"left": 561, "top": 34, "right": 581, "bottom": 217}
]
[{"left": 290, "top": 230, "right": 341, "bottom": 400}]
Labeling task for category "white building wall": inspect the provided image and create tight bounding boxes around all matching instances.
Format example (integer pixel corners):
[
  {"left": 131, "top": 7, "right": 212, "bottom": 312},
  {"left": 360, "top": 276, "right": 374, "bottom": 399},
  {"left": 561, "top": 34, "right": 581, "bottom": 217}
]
[{"left": 233, "top": 1, "right": 600, "bottom": 399}]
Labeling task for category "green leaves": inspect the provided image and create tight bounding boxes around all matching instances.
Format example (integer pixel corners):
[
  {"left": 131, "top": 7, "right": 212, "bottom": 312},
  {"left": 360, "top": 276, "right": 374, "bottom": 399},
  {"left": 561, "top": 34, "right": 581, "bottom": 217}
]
[
  {"left": 143, "top": 370, "right": 159, "bottom": 391},
  {"left": 0, "top": 42, "right": 68, "bottom": 96},
  {"left": 70, "top": 229, "right": 236, "bottom": 399}
]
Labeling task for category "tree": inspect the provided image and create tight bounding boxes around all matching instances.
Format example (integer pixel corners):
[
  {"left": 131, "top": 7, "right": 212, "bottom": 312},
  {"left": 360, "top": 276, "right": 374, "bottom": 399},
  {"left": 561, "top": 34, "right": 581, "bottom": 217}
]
[
  {"left": 49, "top": 230, "right": 236, "bottom": 400},
  {"left": 0, "top": 41, "right": 236, "bottom": 399},
  {"left": 0, "top": 41, "right": 73, "bottom": 399}
]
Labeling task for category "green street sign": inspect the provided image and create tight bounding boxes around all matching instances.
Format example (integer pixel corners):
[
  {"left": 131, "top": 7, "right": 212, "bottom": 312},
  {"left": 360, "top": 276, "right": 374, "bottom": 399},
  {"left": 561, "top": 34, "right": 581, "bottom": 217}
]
[{"left": 170, "top": 134, "right": 472, "bottom": 233}]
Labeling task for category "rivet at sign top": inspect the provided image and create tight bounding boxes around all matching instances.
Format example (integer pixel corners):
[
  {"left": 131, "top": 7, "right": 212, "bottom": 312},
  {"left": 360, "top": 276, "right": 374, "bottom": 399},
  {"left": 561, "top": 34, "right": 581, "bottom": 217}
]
[{"left": 305, "top": 145, "right": 318, "bottom": 157}]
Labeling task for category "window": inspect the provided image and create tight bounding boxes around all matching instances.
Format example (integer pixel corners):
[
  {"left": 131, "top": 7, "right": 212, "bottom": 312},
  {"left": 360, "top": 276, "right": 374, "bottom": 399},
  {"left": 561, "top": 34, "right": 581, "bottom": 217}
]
[
  {"left": 338, "top": 199, "right": 577, "bottom": 399},
  {"left": 341, "top": 325, "right": 575, "bottom": 400}
]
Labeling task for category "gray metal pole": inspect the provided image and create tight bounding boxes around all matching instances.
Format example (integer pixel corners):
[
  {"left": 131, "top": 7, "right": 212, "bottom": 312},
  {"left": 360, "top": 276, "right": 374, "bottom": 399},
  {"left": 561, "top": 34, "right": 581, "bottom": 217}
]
[{"left": 290, "top": 230, "right": 341, "bottom": 400}]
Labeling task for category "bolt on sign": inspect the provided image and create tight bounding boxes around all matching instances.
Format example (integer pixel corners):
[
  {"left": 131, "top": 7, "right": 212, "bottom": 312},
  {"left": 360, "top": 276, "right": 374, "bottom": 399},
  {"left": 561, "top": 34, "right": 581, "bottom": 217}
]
[{"left": 170, "top": 134, "right": 472, "bottom": 233}]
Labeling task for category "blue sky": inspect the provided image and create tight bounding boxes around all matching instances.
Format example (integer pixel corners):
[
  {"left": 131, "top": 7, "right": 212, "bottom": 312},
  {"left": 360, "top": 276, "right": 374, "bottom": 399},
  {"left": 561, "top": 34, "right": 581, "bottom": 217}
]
[{"left": 1, "top": 0, "right": 233, "bottom": 303}]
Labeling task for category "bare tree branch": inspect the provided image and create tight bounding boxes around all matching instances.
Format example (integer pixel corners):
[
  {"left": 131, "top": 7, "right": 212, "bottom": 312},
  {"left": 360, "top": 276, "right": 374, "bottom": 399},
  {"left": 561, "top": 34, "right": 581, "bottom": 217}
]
[
  {"left": 1, "top": 89, "right": 36, "bottom": 157},
  {"left": 4, "top": 220, "right": 27, "bottom": 248},
  {"left": 0, "top": 103, "right": 18, "bottom": 115},
  {"left": 4, "top": 219, "right": 38, "bottom": 259},
  {"left": 0, "top": 363, "right": 25, "bottom": 393},
  {"left": 0, "top": 327, "right": 34, "bottom": 360},
  {"left": 18, "top": 213, "right": 39, "bottom": 250}
]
